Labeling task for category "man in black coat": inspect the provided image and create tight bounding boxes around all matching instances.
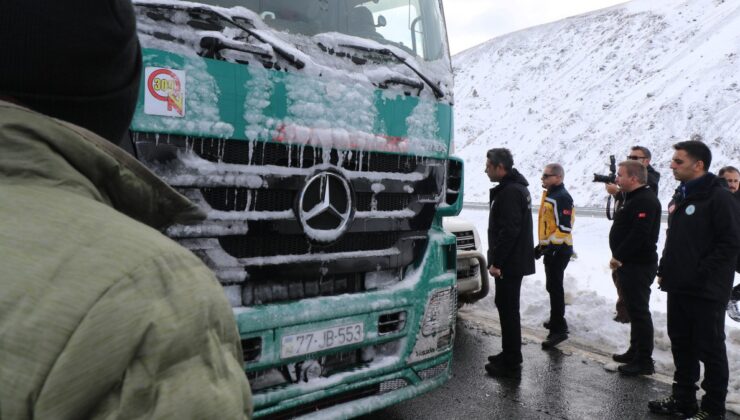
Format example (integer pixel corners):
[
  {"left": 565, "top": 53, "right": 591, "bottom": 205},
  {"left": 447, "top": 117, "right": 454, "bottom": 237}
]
[
  {"left": 606, "top": 145, "right": 660, "bottom": 324},
  {"left": 736, "top": 189, "right": 740, "bottom": 281},
  {"left": 719, "top": 166, "right": 740, "bottom": 276},
  {"left": 648, "top": 141, "right": 740, "bottom": 420},
  {"left": 718, "top": 166, "right": 739, "bottom": 194},
  {"left": 608, "top": 160, "right": 661, "bottom": 376},
  {"left": 483, "top": 148, "right": 536, "bottom": 378}
]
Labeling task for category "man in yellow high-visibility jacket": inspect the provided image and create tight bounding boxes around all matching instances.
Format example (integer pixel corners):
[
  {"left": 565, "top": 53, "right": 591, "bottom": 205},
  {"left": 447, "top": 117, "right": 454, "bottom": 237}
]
[{"left": 537, "top": 163, "right": 575, "bottom": 349}]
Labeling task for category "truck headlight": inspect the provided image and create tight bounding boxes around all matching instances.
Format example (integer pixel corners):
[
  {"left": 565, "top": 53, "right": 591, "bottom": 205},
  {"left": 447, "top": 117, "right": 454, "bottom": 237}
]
[{"left": 407, "top": 287, "right": 456, "bottom": 363}]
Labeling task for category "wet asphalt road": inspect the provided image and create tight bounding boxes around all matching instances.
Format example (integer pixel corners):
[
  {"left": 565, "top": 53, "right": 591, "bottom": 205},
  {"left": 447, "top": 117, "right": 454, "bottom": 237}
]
[{"left": 358, "top": 307, "right": 740, "bottom": 420}]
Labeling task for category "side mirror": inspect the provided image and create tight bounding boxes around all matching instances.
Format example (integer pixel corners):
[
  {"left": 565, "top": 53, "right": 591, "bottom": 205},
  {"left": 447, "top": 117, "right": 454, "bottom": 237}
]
[{"left": 376, "top": 15, "right": 387, "bottom": 28}]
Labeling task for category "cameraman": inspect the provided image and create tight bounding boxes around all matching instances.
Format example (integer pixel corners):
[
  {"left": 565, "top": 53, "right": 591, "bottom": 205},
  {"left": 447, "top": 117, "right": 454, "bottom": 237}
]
[
  {"left": 605, "top": 146, "right": 660, "bottom": 323},
  {"left": 606, "top": 146, "right": 660, "bottom": 197}
]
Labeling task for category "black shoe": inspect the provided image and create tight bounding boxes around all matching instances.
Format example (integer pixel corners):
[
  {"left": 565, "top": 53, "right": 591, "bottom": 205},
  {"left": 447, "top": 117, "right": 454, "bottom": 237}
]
[
  {"left": 684, "top": 409, "right": 725, "bottom": 420},
  {"left": 613, "top": 314, "right": 630, "bottom": 324},
  {"left": 485, "top": 362, "right": 521, "bottom": 378},
  {"left": 647, "top": 395, "right": 698, "bottom": 417},
  {"left": 617, "top": 358, "right": 654, "bottom": 376},
  {"left": 487, "top": 352, "right": 523, "bottom": 365},
  {"left": 541, "top": 332, "right": 568, "bottom": 349},
  {"left": 612, "top": 349, "right": 635, "bottom": 363},
  {"left": 487, "top": 353, "right": 505, "bottom": 364},
  {"left": 543, "top": 320, "right": 570, "bottom": 333}
]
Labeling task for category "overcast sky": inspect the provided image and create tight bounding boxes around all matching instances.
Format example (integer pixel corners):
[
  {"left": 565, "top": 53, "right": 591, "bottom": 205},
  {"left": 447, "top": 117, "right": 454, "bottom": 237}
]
[{"left": 442, "top": 0, "right": 627, "bottom": 55}]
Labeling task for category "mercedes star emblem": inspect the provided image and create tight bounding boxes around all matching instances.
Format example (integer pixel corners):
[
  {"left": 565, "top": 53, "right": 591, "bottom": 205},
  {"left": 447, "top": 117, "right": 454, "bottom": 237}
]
[{"left": 298, "top": 171, "right": 353, "bottom": 242}]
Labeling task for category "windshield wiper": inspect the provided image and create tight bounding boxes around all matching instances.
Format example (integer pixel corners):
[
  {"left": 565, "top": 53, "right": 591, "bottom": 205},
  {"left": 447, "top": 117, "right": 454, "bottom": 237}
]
[
  {"left": 134, "top": 2, "right": 305, "bottom": 69},
  {"left": 337, "top": 43, "right": 444, "bottom": 99},
  {"left": 380, "top": 77, "right": 424, "bottom": 96},
  {"left": 199, "top": 36, "right": 273, "bottom": 61}
]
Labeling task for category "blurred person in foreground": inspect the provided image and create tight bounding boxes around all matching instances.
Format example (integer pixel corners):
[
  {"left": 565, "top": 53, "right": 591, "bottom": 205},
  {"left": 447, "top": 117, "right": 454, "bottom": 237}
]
[
  {"left": 483, "top": 148, "right": 536, "bottom": 378},
  {"left": 608, "top": 160, "right": 661, "bottom": 376},
  {"left": 536, "top": 163, "right": 574, "bottom": 349},
  {"left": 0, "top": 1, "right": 252, "bottom": 419},
  {"left": 605, "top": 146, "right": 661, "bottom": 324},
  {"left": 648, "top": 141, "right": 740, "bottom": 420}
]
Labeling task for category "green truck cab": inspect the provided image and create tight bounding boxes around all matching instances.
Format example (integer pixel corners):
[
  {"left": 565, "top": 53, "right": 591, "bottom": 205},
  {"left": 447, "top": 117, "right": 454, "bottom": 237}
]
[{"left": 128, "top": 1, "right": 462, "bottom": 417}]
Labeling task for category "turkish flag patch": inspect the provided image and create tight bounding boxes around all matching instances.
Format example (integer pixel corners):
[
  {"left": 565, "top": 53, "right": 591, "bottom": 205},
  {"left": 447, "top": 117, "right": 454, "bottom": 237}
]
[
  {"left": 638, "top": 212, "right": 647, "bottom": 218},
  {"left": 562, "top": 209, "right": 572, "bottom": 215}
]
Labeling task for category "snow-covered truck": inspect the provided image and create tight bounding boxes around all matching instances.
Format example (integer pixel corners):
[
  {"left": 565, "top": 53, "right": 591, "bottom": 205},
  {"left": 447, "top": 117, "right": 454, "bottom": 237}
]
[{"left": 128, "top": 0, "right": 462, "bottom": 417}]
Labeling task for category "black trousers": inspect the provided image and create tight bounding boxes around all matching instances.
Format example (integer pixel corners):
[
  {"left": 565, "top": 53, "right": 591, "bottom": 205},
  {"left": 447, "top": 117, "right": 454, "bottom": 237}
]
[
  {"left": 616, "top": 262, "right": 656, "bottom": 360},
  {"left": 667, "top": 293, "right": 728, "bottom": 414},
  {"left": 494, "top": 275, "right": 523, "bottom": 363},
  {"left": 544, "top": 250, "right": 571, "bottom": 333}
]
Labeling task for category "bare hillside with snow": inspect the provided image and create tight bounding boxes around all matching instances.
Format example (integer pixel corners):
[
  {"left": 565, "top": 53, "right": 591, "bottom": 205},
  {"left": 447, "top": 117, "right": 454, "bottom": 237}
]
[{"left": 453, "top": 0, "right": 740, "bottom": 207}]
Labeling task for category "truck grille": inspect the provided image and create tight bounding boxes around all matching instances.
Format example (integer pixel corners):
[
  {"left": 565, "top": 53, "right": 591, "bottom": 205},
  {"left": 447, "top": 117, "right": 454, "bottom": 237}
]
[
  {"left": 132, "top": 133, "right": 444, "bottom": 306},
  {"left": 457, "top": 265, "right": 479, "bottom": 279},
  {"left": 219, "top": 230, "right": 401, "bottom": 259},
  {"left": 242, "top": 273, "right": 365, "bottom": 306},
  {"left": 378, "top": 311, "right": 407, "bottom": 335},
  {"left": 241, "top": 336, "right": 263, "bottom": 363},
  {"left": 247, "top": 339, "right": 401, "bottom": 393},
  {"left": 446, "top": 159, "right": 462, "bottom": 205},
  {"left": 452, "top": 230, "right": 476, "bottom": 250},
  {"left": 201, "top": 188, "right": 412, "bottom": 213},
  {"left": 201, "top": 188, "right": 294, "bottom": 212},
  {"left": 143, "top": 133, "right": 422, "bottom": 173}
]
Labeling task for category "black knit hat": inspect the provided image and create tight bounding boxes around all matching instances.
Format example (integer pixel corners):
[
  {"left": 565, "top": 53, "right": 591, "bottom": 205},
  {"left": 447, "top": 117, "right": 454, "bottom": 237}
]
[{"left": 0, "top": 0, "right": 142, "bottom": 144}]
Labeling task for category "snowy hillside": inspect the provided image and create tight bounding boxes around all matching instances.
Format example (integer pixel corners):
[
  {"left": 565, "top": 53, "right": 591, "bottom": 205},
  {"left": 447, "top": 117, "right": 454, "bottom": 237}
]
[{"left": 452, "top": 0, "right": 740, "bottom": 207}]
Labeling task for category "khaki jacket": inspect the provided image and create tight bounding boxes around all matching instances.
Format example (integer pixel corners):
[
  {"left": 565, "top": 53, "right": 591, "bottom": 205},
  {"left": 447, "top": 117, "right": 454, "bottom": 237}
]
[{"left": 0, "top": 101, "right": 252, "bottom": 419}]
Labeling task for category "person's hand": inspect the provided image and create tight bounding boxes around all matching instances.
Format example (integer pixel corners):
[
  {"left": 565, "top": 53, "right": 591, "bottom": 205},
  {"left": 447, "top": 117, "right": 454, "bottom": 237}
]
[
  {"left": 731, "top": 283, "right": 740, "bottom": 300},
  {"left": 533, "top": 245, "right": 544, "bottom": 260},
  {"left": 489, "top": 266, "right": 502, "bottom": 278},
  {"left": 605, "top": 183, "right": 619, "bottom": 195},
  {"left": 609, "top": 257, "right": 622, "bottom": 270}
]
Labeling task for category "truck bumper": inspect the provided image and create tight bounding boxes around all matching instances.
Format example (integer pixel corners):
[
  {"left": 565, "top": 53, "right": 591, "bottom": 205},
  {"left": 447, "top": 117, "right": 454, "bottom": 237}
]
[{"left": 254, "top": 352, "right": 453, "bottom": 419}]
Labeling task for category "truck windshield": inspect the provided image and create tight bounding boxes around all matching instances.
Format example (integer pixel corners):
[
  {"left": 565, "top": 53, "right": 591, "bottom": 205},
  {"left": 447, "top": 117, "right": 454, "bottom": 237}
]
[{"left": 192, "top": 0, "right": 449, "bottom": 62}]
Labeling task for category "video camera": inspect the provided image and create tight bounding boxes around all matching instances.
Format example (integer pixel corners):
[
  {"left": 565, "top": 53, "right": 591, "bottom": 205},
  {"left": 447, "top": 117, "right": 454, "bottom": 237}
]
[
  {"left": 593, "top": 154, "right": 620, "bottom": 220},
  {"left": 592, "top": 155, "right": 616, "bottom": 184}
]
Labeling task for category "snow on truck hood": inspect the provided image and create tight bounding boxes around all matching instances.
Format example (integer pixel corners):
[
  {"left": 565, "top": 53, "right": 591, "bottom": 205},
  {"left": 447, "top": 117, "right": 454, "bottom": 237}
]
[{"left": 132, "top": 0, "right": 453, "bottom": 157}]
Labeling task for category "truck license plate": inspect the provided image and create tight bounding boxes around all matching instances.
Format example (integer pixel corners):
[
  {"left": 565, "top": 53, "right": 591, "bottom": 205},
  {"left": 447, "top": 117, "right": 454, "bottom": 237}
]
[{"left": 281, "top": 322, "right": 364, "bottom": 359}]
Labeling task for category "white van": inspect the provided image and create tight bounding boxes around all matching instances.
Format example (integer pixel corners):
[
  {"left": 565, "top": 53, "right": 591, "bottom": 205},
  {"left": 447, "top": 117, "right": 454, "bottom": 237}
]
[{"left": 443, "top": 217, "right": 489, "bottom": 305}]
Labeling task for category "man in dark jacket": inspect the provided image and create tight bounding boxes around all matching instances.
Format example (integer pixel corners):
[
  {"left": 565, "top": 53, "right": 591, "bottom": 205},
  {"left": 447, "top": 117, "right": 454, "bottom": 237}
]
[
  {"left": 606, "top": 146, "right": 660, "bottom": 324},
  {"left": 719, "top": 166, "right": 740, "bottom": 276},
  {"left": 484, "top": 148, "right": 536, "bottom": 378},
  {"left": 722, "top": 169, "right": 740, "bottom": 322},
  {"left": 718, "top": 166, "right": 739, "bottom": 194},
  {"left": 608, "top": 160, "right": 661, "bottom": 376},
  {"left": 736, "top": 188, "right": 740, "bottom": 290},
  {"left": 648, "top": 141, "right": 740, "bottom": 420}
]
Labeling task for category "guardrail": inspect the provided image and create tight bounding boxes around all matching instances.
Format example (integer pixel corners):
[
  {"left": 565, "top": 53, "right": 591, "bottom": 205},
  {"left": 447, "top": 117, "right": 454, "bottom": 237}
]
[{"left": 462, "top": 202, "right": 669, "bottom": 221}]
